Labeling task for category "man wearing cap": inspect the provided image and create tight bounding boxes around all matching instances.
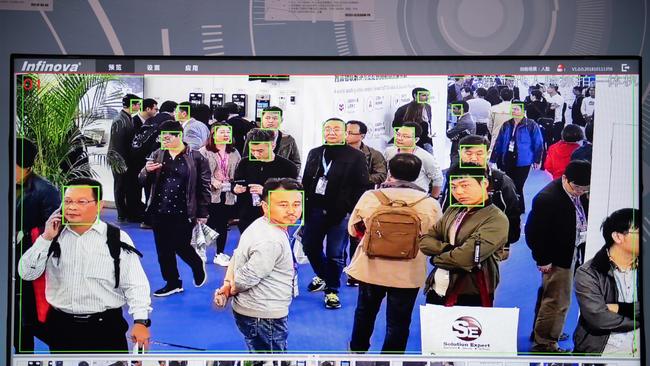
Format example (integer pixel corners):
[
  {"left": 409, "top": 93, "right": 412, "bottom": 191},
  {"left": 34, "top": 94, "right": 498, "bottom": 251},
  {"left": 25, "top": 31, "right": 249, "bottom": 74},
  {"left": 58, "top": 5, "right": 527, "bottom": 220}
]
[{"left": 525, "top": 160, "right": 592, "bottom": 353}]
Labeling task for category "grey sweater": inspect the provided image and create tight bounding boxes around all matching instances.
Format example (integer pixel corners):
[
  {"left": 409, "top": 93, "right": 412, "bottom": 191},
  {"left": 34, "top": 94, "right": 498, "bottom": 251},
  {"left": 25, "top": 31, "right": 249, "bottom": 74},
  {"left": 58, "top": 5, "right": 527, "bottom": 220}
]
[{"left": 232, "top": 217, "right": 295, "bottom": 319}]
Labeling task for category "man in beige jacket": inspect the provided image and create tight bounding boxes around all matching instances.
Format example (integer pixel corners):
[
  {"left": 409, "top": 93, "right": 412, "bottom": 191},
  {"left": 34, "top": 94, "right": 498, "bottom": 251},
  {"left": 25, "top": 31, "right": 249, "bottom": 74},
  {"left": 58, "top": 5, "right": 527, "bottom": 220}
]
[{"left": 345, "top": 153, "right": 442, "bottom": 354}]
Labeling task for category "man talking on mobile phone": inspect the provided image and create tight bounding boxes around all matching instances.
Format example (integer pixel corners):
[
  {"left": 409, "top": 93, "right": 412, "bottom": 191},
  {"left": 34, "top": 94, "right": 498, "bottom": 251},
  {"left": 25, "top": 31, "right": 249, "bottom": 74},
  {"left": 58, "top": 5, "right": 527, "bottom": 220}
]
[{"left": 18, "top": 178, "right": 152, "bottom": 353}]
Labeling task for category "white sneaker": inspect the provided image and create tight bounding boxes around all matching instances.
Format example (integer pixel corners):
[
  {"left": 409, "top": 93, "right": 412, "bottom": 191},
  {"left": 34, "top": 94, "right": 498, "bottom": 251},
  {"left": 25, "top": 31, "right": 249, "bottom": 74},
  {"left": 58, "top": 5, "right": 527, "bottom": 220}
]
[{"left": 213, "top": 253, "right": 231, "bottom": 267}]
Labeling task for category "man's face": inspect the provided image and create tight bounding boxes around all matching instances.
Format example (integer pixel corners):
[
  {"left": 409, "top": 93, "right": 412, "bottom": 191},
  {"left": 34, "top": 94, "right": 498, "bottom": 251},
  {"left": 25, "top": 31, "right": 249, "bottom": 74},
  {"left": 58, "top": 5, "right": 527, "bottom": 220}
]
[
  {"left": 455, "top": 79, "right": 464, "bottom": 86},
  {"left": 573, "top": 88, "right": 581, "bottom": 96},
  {"left": 63, "top": 186, "right": 102, "bottom": 224},
  {"left": 214, "top": 126, "right": 232, "bottom": 144},
  {"left": 261, "top": 111, "right": 281, "bottom": 129},
  {"left": 145, "top": 104, "right": 159, "bottom": 118},
  {"left": 161, "top": 132, "right": 182, "bottom": 150},
  {"left": 548, "top": 86, "right": 557, "bottom": 95},
  {"left": 460, "top": 146, "right": 488, "bottom": 166},
  {"left": 589, "top": 87, "right": 595, "bottom": 98},
  {"left": 323, "top": 120, "right": 346, "bottom": 145},
  {"left": 452, "top": 105, "right": 463, "bottom": 115},
  {"left": 175, "top": 108, "right": 189, "bottom": 121},
  {"left": 129, "top": 102, "right": 141, "bottom": 113},
  {"left": 562, "top": 176, "right": 590, "bottom": 197},
  {"left": 505, "top": 79, "right": 514, "bottom": 88},
  {"left": 345, "top": 124, "right": 363, "bottom": 145},
  {"left": 250, "top": 142, "right": 272, "bottom": 161},
  {"left": 616, "top": 226, "right": 640, "bottom": 257},
  {"left": 511, "top": 104, "right": 524, "bottom": 118},
  {"left": 450, "top": 176, "right": 486, "bottom": 206},
  {"left": 417, "top": 92, "right": 429, "bottom": 103},
  {"left": 263, "top": 189, "right": 303, "bottom": 226},
  {"left": 395, "top": 126, "right": 416, "bottom": 148}
]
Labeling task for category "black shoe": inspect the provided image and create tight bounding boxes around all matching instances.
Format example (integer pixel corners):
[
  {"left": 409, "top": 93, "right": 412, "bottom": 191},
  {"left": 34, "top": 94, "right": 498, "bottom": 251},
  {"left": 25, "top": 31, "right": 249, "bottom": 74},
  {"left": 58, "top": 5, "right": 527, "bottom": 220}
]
[
  {"left": 346, "top": 277, "right": 359, "bottom": 287},
  {"left": 153, "top": 284, "right": 183, "bottom": 297},
  {"left": 307, "top": 276, "right": 326, "bottom": 292},
  {"left": 193, "top": 262, "right": 207, "bottom": 287},
  {"left": 139, "top": 223, "right": 152, "bottom": 229}
]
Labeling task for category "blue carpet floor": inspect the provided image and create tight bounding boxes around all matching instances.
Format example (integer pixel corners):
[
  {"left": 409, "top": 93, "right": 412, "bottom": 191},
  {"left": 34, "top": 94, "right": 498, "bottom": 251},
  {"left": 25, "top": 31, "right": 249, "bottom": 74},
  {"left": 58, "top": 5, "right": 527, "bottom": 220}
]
[{"left": 34, "top": 169, "right": 580, "bottom": 354}]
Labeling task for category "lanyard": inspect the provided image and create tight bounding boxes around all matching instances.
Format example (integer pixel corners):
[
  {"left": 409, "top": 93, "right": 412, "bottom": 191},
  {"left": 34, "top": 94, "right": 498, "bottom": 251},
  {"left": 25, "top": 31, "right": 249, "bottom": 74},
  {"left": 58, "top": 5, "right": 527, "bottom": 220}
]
[
  {"left": 321, "top": 153, "right": 333, "bottom": 176},
  {"left": 217, "top": 151, "right": 229, "bottom": 179},
  {"left": 450, "top": 210, "right": 468, "bottom": 247},
  {"left": 570, "top": 196, "right": 587, "bottom": 228}
]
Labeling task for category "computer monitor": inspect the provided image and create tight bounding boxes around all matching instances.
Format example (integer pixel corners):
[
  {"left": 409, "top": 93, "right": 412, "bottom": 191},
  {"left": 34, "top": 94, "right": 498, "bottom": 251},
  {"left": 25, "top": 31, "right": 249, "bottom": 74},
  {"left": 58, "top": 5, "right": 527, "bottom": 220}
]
[{"left": 9, "top": 55, "right": 641, "bottom": 366}]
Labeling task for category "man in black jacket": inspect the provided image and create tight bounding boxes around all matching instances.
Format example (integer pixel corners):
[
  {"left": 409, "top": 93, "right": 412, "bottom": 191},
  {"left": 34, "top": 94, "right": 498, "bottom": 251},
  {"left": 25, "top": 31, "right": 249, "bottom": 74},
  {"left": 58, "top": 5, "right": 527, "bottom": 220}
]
[
  {"left": 224, "top": 102, "right": 256, "bottom": 155},
  {"left": 109, "top": 94, "right": 143, "bottom": 223},
  {"left": 440, "top": 135, "right": 521, "bottom": 258},
  {"left": 139, "top": 121, "right": 211, "bottom": 297},
  {"left": 302, "top": 118, "right": 369, "bottom": 309},
  {"left": 525, "top": 160, "right": 591, "bottom": 353},
  {"left": 570, "top": 86, "right": 586, "bottom": 127},
  {"left": 392, "top": 87, "right": 433, "bottom": 152},
  {"left": 14, "top": 137, "right": 60, "bottom": 352},
  {"left": 233, "top": 128, "right": 298, "bottom": 232}
]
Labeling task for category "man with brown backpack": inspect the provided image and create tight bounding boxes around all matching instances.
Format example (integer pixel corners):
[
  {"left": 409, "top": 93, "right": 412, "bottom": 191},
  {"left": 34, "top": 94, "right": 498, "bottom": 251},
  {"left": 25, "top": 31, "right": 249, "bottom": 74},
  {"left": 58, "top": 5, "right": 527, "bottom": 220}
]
[{"left": 345, "top": 153, "right": 442, "bottom": 353}]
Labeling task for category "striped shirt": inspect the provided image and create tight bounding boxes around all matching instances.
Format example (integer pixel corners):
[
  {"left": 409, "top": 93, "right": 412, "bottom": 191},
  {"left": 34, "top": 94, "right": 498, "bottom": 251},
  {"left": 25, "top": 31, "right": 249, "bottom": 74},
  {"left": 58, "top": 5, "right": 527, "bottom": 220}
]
[{"left": 18, "top": 220, "right": 151, "bottom": 320}]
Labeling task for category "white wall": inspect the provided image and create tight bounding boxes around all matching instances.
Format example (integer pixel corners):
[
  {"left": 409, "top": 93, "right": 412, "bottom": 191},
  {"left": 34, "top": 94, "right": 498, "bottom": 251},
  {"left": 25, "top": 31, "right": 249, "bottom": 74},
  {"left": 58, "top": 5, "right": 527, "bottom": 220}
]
[
  {"left": 144, "top": 75, "right": 450, "bottom": 172},
  {"left": 585, "top": 75, "right": 640, "bottom": 260}
]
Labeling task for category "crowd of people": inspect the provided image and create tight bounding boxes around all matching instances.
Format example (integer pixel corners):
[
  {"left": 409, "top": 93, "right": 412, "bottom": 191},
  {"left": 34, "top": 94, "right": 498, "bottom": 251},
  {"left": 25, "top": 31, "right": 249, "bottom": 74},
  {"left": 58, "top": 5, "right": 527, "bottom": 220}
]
[{"left": 13, "top": 77, "right": 639, "bottom": 358}]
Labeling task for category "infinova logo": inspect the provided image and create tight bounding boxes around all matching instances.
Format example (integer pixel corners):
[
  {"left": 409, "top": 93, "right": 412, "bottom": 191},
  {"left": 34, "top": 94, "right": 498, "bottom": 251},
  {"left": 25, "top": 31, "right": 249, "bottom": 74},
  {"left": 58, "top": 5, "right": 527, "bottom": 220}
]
[{"left": 21, "top": 60, "right": 82, "bottom": 72}]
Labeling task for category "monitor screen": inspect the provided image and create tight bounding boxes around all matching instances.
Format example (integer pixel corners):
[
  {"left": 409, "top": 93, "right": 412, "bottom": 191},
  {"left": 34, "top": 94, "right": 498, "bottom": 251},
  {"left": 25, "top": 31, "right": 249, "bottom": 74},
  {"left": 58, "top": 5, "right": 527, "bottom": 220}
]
[{"left": 10, "top": 55, "right": 641, "bottom": 366}]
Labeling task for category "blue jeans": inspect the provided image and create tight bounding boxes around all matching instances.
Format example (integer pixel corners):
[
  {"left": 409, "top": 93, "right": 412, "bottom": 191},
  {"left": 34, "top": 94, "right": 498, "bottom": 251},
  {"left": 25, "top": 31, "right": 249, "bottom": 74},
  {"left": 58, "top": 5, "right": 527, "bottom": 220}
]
[
  {"left": 233, "top": 311, "right": 288, "bottom": 353},
  {"left": 349, "top": 283, "right": 419, "bottom": 353},
  {"left": 302, "top": 209, "right": 349, "bottom": 292}
]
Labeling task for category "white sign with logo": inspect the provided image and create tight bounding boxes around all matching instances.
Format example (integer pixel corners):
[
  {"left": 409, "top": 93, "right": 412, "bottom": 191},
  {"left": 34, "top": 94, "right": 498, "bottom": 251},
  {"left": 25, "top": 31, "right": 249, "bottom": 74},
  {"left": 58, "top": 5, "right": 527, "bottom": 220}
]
[{"left": 420, "top": 305, "right": 519, "bottom": 356}]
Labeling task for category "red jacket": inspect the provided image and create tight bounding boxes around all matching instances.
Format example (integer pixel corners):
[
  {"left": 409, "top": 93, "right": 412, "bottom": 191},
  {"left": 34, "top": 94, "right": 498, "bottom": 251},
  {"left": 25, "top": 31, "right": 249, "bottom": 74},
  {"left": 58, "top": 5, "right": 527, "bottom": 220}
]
[{"left": 544, "top": 141, "right": 581, "bottom": 179}]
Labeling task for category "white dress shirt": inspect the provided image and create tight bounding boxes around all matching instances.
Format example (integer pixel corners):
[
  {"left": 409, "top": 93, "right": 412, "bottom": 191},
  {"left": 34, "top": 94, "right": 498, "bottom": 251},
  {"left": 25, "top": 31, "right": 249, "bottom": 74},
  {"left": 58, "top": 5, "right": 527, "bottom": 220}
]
[
  {"left": 18, "top": 220, "right": 152, "bottom": 320},
  {"left": 384, "top": 145, "right": 443, "bottom": 192},
  {"left": 548, "top": 93, "right": 565, "bottom": 122}
]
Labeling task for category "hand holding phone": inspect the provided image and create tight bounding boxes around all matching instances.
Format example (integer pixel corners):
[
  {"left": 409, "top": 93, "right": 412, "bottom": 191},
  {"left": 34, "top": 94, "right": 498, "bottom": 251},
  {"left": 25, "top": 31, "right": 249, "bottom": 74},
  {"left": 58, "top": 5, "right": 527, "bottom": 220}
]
[{"left": 42, "top": 208, "right": 63, "bottom": 241}]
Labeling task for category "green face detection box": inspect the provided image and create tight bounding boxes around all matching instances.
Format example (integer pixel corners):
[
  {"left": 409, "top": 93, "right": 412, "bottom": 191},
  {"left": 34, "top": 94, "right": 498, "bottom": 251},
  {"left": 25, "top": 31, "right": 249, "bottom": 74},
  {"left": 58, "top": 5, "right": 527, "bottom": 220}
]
[
  {"left": 266, "top": 190, "right": 305, "bottom": 227},
  {"left": 394, "top": 126, "right": 416, "bottom": 148},
  {"left": 160, "top": 131, "right": 184, "bottom": 151},
  {"left": 249, "top": 141, "right": 274, "bottom": 161},
  {"left": 322, "top": 121, "right": 346, "bottom": 145},
  {"left": 213, "top": 125, "right": 233, "bottom": 144},
  {"left": 448, "top": 175, "right": 487, "bottom": 208},
  {"left": 459, "top": 145, "right": 488, "bottom": 169},
  {"left": 61, "top": 185, "right": 101, "bottom": 225},
  {"left": 260, "top": 111, "right": 283, "bottom": 131},
  {"left": 129, "top": 99, "right": 142, "bottom": 114},
  {"left": 417, "top": 91, "right": 430, "bottom": 104},
  {"left": 451, "top": 103, "right": 464, "bottom": 117},
  {"left": 510, "top": 103, "right": 525, "bottom": 118}
]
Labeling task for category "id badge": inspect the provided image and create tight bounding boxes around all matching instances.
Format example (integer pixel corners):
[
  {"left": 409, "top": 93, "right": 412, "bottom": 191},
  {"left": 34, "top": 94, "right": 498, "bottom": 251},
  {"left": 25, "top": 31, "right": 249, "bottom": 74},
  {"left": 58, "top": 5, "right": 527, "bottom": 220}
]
[
  {"left": 315, "top": 177, "right": 328, "bottom": 195},
  {"left": 508, "top": 140, "right": 516, "bottom": 152},
  {"left": 578, "top": 229, "right": 587, "bottom": 244}
]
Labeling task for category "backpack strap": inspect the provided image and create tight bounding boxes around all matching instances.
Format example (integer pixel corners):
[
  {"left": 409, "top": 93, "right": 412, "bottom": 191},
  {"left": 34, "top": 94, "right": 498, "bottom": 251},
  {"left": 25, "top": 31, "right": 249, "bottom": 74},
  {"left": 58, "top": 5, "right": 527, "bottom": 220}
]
[
  {"left": 106, "top": 223, "right": 143, "bottom": 289},
  {"left": 373, "top": 190, "right": 393, "bottom": 206},
  {"left": 406, "top": 194, "right": 429, "bottom": 208}
]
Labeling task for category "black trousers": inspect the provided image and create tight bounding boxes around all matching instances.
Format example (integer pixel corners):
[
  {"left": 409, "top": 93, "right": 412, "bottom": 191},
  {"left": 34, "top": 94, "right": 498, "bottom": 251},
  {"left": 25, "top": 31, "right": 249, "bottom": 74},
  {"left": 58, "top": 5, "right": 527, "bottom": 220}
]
[
  {"left": 46, "top": 307, "right": 128, "bottom": 353},
  {"left": 551, "top": 121, "right": 565, "bottom": 145},
  {"left": 207, "top": 199, "right": 234, "bottom": 255},
  {"left": 152, "top": 214, "right": 203, "bottom": 287},
  {"left": 426, "top": 291, "right": 494, "bottom": 307},
  {"left": 503, "top": 164, "right": 531, "bottom": 212},
  {"left": 350, "top": 283, "right": 419, "bottom": 353},
  {"left": 112, "top": 167, "right": 144, "bottom": 221}
]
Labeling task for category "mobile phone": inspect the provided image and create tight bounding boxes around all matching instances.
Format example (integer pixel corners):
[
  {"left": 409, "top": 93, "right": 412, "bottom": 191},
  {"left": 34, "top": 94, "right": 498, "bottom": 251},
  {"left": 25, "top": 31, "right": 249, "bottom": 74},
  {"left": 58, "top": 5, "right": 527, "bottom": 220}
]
[{"left": 146, "top": 157, "right": 155, "bottom": 162}]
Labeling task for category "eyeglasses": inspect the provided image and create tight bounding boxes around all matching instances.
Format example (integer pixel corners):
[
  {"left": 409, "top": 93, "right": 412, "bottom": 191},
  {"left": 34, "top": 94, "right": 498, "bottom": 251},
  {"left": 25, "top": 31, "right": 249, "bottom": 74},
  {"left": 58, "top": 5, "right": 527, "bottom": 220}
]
[
  {"left": 63, "top": 199, "right": 97, "bottom": 207},
  {"left": 569, "top": 182, "right": 590, "bottom": 193}
]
